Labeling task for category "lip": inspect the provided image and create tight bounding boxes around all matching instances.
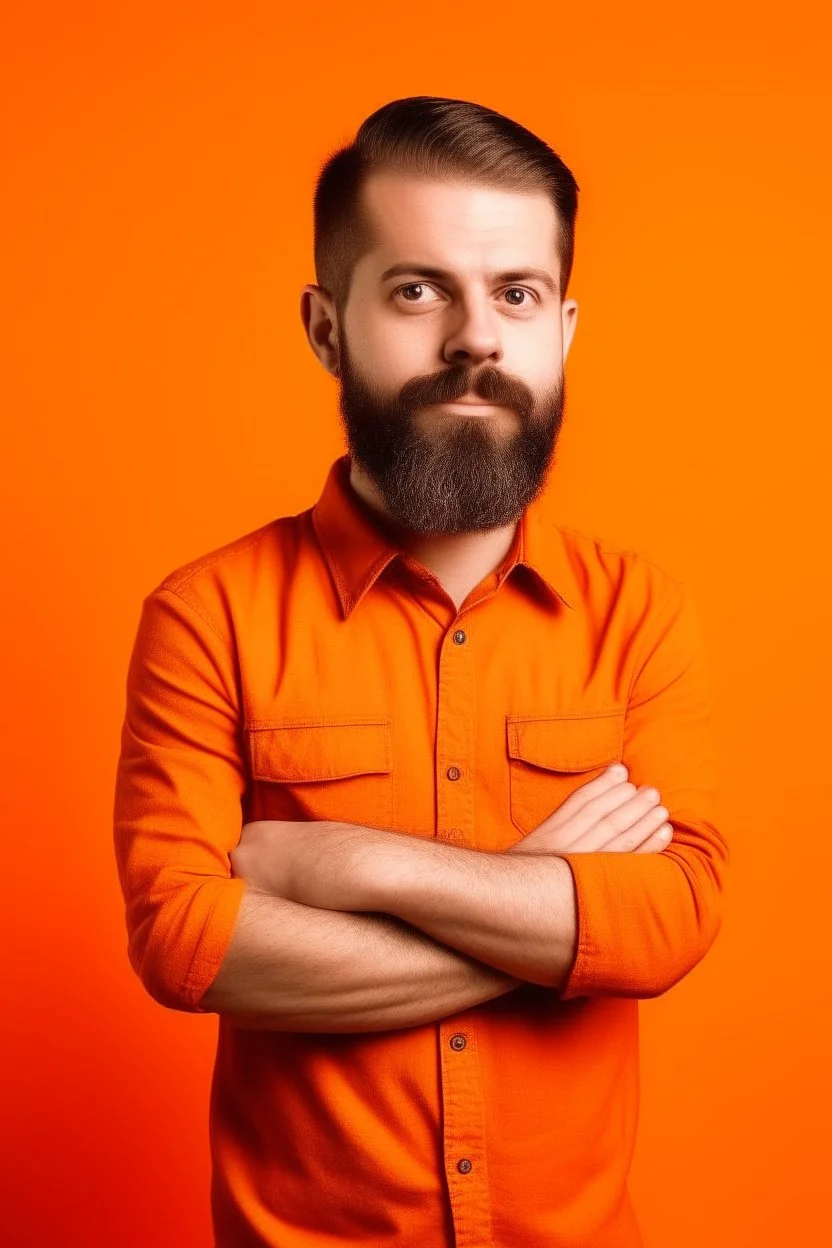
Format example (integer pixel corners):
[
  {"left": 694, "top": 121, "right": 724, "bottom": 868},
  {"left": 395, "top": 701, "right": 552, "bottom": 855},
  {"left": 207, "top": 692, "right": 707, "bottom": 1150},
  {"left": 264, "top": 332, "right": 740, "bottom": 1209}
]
[
  {"left": 425, "top": 398, "right": 504, "bottom": 410},
  {"left": 449, "top": 393, "right": 496, "bottom": 405}
]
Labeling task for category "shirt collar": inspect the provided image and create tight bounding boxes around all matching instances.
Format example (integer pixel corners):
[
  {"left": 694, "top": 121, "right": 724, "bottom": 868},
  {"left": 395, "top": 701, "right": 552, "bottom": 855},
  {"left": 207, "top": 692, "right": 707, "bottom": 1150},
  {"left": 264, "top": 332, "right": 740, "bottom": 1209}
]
[{"left": 310, "top": 453, "right": 581, "bottom": 618}]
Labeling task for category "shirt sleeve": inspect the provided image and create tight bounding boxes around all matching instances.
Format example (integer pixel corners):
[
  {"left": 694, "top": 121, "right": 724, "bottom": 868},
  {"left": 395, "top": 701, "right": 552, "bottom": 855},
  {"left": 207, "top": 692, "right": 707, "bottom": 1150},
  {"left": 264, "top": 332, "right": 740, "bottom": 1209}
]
[
  {"left": 557, "top": 575, "right": 730, "bottom": 1000},
  {"left": 112, "top": 584, "right": 248, "bottom": 1012}
]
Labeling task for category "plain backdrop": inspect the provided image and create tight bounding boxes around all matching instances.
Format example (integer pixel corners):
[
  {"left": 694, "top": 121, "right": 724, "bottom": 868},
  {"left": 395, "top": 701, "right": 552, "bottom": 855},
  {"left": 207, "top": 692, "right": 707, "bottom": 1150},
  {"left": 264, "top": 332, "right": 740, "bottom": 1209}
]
[{"left": 2, "top": 2, "right": 830, "bottom": 1245}]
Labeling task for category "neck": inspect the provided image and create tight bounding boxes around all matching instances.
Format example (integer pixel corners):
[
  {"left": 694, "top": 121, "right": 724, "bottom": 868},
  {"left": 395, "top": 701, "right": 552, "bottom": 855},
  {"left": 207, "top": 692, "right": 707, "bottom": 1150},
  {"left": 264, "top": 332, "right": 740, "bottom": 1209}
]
[{"left": 348, "top": 460, "right": 518, "bottom": 612}]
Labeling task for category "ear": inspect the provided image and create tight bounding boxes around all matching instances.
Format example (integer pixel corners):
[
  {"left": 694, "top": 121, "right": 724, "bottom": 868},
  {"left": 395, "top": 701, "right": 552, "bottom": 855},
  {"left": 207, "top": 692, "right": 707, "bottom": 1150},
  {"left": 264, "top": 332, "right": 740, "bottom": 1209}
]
[
  {"left": 561, "top": 298, "right": 579, "bottom": 363},
  {"left": 299, "top": 284, "right": 340, "bottom": 378}
]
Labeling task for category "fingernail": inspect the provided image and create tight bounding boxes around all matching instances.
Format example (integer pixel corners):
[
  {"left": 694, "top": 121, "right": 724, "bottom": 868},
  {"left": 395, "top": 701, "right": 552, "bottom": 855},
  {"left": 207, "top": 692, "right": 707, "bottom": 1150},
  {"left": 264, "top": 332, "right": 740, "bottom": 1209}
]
[{"left": 608, "top": 763, "right": 627, "bottom": 778}]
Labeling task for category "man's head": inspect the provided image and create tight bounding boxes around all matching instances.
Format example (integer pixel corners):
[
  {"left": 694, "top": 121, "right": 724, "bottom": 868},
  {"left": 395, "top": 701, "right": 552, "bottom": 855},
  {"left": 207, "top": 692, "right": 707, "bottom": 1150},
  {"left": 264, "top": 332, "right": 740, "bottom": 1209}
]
[{"left": 300, "top": 96, "right": 580, "bottom": 535}]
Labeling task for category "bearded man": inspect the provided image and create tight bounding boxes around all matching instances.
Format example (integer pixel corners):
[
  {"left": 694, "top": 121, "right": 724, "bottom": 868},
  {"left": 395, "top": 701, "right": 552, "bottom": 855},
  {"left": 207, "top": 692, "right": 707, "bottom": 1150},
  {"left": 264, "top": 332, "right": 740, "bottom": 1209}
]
[{"left": 114, "top": 94, "right": 728, "bottom": 1248}]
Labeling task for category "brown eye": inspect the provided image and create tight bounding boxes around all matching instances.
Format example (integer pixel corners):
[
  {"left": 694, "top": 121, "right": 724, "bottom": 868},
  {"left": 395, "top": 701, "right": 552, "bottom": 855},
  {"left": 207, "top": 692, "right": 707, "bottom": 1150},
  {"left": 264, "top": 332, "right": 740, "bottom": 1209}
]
[
  {"left": 395, "top": 283, "right": 436, "bottom": 302},
  {"left": 396, "top": 283, "right": 446, "bottom": 304}
]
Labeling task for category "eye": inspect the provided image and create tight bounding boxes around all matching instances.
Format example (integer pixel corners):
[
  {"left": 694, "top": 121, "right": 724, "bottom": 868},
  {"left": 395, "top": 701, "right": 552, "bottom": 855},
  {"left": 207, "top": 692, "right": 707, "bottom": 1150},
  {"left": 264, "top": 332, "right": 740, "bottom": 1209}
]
[
  {"left": 502, "top": 287, "right": 537, "bottom": 307},
  {"left": 393, "top": 282, "right": 441, "bottom": 304},
  {"left": 392, "top": 282, "right": 539, "bottom": 308}
]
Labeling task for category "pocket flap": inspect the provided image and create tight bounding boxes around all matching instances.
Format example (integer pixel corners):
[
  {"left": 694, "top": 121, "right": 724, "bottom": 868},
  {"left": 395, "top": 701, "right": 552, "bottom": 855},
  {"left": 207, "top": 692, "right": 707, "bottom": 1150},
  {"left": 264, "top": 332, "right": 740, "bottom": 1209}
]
[
  {"left": 247, "top": 721, "right": 392, "bottom": 783},
  {"left": 507, "top": 710, "right": 624, "bottom": 772}
]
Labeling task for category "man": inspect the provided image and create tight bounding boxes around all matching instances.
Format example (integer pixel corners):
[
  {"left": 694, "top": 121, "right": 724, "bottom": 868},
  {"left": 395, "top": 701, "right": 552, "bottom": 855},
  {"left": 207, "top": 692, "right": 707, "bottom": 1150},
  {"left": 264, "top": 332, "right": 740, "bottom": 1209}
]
[{"left": 113, "top": 95, "right": 729, "bottom": 1247}]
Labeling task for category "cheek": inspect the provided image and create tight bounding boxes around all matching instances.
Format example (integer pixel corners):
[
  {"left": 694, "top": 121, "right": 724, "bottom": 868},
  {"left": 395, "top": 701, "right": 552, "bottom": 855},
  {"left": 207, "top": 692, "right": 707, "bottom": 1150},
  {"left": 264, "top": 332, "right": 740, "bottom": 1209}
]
[
  {"left": 512, "top": 319, "right": 563, "bottom": 371},
  {"left": 508, "top": 331, "right": 566, "bottom": 389},
  {"left": 354, "top": 321, "right": 436, "bottom": 389}
]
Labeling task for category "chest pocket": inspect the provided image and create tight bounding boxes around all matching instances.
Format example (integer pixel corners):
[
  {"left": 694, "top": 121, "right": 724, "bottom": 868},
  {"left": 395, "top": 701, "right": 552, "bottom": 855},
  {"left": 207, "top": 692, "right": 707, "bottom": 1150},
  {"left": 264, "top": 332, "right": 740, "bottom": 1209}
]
[
  {"left": 245, "top": 720, "right": 394, "bottom": 829},
  {"left": 506, "top": 709, "right": 625, "bottom": 835}
]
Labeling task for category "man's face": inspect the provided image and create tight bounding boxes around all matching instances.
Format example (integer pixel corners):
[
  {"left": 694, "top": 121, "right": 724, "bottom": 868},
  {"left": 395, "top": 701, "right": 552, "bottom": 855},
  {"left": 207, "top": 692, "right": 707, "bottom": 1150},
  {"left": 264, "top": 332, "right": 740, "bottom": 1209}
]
[{"left": 332, "top": 173, "right": 578, "bottom": 535}]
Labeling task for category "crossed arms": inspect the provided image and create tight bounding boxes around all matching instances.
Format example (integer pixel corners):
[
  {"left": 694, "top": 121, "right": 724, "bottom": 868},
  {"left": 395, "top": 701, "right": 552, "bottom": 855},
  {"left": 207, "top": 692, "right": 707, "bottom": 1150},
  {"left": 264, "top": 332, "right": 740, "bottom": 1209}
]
[
  {"left": 113, "top": 581, "right": 729, "bottom": 1030},
  {"left": 197, "top": 821, "right": 579, "bottom": 1031}
]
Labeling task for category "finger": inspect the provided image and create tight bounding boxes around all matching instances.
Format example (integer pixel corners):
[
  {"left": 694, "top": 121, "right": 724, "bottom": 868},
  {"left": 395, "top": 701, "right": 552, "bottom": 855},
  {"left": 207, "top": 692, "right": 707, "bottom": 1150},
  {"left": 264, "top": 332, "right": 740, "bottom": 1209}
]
[
  {"left": 600, "top": 805, "right": 671, "bottom": 854},
  {"left": 559, "top": 783, "right": 663, "bottom": 851},
  {"left": 544, "top": 764, "right": 631, "bottom": 827},
  {"left": 632, "top": 823, "right": 673, "bottom": 853}
]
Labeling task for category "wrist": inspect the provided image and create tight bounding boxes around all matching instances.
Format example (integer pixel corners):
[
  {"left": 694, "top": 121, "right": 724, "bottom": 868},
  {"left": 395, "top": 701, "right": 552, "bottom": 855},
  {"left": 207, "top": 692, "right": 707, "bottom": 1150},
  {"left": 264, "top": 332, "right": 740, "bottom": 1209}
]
[
  {"left": 315, "top": 821, "right": 401, "bottom": 912},
  {"left": 347, "top": 825, "right": 437, "bottom": 913}
]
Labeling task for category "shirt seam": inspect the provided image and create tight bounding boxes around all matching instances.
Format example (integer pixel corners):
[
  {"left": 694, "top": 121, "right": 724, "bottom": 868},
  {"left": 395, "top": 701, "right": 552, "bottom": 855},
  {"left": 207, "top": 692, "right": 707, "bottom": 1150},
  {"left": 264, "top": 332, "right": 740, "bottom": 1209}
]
[
  {"left": 158, "top": 522, "right": 282, "bottom": 598},
  {"left": 149, "top": 587, "right": 246, "bottom": 1007},
  {"left": 554, "top": 522, "right": 689, "bottom": 585},
  {"left": 180, "top": 878, "right": 241, "bottom": 1008},
  {"left": 625, "top": 578, "right": 688, "bottom": 711}
]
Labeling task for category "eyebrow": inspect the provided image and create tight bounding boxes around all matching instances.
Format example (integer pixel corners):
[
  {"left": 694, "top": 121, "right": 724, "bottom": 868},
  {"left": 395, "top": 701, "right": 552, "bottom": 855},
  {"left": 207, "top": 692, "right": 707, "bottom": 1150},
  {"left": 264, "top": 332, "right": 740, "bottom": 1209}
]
[{"left": 379, "top": 262, "right": 560, "bottom": 298}]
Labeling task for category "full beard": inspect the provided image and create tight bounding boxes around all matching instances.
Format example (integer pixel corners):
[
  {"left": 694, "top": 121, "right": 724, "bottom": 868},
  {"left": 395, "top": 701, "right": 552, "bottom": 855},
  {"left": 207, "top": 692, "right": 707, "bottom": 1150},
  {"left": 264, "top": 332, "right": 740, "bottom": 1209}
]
[{"left": 336, "top": 342, "right": 566, "bottom": 535}]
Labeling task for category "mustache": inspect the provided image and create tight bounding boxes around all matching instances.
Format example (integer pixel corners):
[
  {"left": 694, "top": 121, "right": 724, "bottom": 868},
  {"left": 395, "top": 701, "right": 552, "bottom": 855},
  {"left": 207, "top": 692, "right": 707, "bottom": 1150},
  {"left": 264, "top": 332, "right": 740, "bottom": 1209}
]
[{"left": 397, "top": 365, "right": 536, "bottom": 419}]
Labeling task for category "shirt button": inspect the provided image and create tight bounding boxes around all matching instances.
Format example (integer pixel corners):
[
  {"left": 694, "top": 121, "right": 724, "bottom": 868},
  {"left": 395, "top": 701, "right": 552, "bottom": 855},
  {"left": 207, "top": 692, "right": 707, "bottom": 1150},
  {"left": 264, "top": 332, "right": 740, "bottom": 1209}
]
[
  {"left": 457, "top": 1158, "right": 473, "bottom": 1174},
  {"left": 450, "top": 1033, "right": 467, "bottom": 1051},
  {"left": 446, "top": 766, "right": 461, "bottom": 781},
  {"left": 453, "top": 629, "right": 467, "bottom": 644}
]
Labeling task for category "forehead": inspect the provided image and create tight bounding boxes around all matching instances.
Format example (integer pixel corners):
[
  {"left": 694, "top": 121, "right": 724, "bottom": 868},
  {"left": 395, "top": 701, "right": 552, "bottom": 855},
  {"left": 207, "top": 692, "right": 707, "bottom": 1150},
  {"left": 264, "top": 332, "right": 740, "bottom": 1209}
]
[{"left": 356, "top": 171, "right": 561, "bottom": 280}]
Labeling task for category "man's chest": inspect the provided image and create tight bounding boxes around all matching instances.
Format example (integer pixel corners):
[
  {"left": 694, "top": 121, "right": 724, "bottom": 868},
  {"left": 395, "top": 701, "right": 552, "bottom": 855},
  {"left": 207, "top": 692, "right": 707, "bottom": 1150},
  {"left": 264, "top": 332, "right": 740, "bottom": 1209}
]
[{"left": 237, "top": 587, "right": 629, "bottom": 848}]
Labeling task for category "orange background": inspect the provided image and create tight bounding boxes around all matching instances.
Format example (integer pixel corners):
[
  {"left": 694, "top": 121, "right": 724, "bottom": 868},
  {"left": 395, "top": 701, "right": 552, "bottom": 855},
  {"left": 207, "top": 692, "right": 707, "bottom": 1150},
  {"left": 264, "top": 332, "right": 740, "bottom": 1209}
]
[{"left": 3, "top": 3, "right": 830, "bottom": 1245}]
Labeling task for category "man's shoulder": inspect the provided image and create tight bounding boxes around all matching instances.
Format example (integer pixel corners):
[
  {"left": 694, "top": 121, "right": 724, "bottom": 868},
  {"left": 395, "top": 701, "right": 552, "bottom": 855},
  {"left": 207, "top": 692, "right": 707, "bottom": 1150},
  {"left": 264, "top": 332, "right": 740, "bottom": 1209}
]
[
  {"left": 146, "top": 509, "right": 309, "bottom": 629},
  {"left": 155, "top": 518, "right": 281, "bottom": 591},
  {"left": 551, "top": 519, "right": 688, "bottom": 602}
]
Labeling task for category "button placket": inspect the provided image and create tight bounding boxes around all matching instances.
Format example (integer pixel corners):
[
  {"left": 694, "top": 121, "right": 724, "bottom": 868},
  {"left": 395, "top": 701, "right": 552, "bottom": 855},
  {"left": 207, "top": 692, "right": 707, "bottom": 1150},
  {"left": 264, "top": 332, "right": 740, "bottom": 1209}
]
[
  {"left": 435, "top": 614, "right": 494, "bottom": 1244},
  {"left": 444, "top": 624, "right": 468, "bottom": 793}
]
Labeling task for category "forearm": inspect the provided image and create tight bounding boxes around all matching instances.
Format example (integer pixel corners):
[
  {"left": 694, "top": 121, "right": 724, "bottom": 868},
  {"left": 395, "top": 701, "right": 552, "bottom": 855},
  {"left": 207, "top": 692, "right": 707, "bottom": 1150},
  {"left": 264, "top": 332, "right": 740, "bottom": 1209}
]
[
  {"left": 354, "top": 833, "right": 578, "bottom": 989},
  {"left": 198, "top": 882, "right": 524, "bottom": 1032}
]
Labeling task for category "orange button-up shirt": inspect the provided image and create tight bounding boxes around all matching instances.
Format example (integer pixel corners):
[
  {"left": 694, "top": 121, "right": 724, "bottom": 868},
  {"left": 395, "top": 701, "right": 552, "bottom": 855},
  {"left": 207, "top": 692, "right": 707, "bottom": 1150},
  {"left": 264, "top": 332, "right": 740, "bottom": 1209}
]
[{"left": 113, "top": 452, "right": 729, "bottom": 1247}]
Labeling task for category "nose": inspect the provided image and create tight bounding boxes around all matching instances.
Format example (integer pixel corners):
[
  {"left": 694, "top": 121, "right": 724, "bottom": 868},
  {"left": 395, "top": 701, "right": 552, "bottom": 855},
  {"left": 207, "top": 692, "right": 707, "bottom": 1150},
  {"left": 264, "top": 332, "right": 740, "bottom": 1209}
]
[{"left": 442, "top": 296, "right": 503, "bottom": 368}]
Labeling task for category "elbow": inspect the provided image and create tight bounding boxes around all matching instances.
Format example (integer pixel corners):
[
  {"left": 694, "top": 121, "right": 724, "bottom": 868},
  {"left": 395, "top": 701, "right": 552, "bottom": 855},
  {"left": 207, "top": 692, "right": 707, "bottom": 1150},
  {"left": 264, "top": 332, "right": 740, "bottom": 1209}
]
[
  {"left": 635, "top": 838, "right": 729, "bottom": 997},
  {"left": 127, "top": 921, "right": 206, "bottom": 1013},
  {"left": 560, "top": 841, "right": 729, "bottom": 1001},
  {"left": 122, "top": 875, "right": 246, "bottom": 1014},
  {"left": 576, "top": 884, "right": 726, "bottom": 1002},
  {"left": 640, "top": 891, "right": 726, "bottom": 999}
]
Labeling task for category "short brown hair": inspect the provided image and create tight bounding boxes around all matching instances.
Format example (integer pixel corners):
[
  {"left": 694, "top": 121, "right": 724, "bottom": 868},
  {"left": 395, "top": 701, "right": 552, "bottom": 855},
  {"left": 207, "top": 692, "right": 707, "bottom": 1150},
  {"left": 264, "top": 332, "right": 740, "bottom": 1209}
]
[{"left": 313, "top": 95, "right": 580, "bottom": 317}]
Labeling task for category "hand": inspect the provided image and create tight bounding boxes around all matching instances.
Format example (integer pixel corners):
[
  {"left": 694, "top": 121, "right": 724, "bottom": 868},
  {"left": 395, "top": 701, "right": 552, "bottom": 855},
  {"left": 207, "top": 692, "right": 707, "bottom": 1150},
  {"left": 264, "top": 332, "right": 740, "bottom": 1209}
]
[
  {"left": 230, "top": 818, "right": 382, "bottom": 910},
  {"left": 506, "top": 764, "right": 672, "bottom": 856}
]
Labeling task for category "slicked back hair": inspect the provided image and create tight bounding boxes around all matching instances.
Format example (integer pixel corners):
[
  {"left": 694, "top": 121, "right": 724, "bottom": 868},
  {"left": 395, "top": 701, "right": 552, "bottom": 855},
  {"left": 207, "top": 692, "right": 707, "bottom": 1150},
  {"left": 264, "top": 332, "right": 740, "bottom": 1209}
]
[{"left": 313, "top": 95, "right": 580, "bottom": 319}]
